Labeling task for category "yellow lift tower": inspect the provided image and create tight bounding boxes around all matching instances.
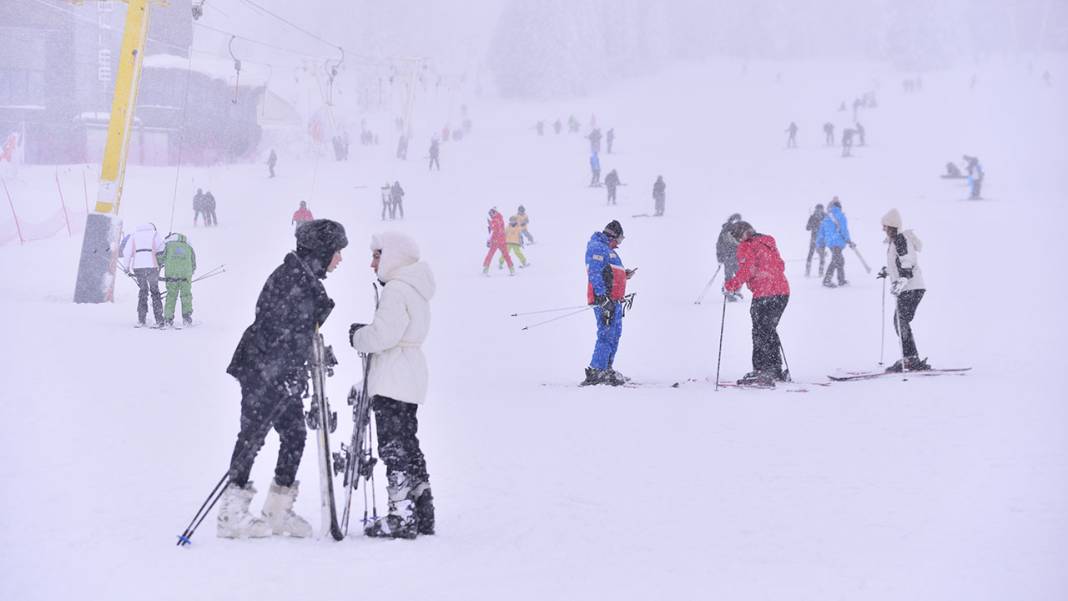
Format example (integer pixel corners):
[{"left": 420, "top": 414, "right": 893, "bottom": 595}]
[{"left": 73, "top": 0, "right": 152, "bottom": 303}]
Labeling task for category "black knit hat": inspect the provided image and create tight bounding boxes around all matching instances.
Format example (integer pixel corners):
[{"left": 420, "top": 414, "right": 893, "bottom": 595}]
[{"left": 603, "top": 220, "right": 624, "bottom": 240}]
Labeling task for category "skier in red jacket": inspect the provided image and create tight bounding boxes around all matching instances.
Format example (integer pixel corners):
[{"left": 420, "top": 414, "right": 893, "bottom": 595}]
[
  {"left": 723, "top": 221, "right": 791, "bottom": 385},
  {"left": 482, "top": 208, "right": 514, "bottom": 275},
  {"left": 291, "top": 201, "right": 314, "bottom": 227}
]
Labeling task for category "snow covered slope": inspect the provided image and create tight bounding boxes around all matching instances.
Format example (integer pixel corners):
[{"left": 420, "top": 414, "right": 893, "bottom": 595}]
[{"left": 1, "top": 56, "right": 1066, "bottom": 600}]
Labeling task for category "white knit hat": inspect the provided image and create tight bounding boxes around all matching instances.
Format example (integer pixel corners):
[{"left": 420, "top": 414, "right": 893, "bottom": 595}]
[{"left": 881, "top": 208, "right": 902, "bottom": 229}]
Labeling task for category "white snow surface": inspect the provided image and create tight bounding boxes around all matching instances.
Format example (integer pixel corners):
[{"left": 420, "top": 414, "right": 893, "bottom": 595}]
[{"left": 2, "top": 58, "right": 1067, "bottom": 600}]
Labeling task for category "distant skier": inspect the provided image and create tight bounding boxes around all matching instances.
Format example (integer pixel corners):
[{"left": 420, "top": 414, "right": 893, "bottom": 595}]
[
  {"left": 943, "top": 162, "right": 963, "bottom": 178},
  {"left": 161, "top": 232, "right": 196, "bottom": 327},
  {"left": 652, "top": 175, "right": 666, "bottom": 216},
  {"left": 292, "top": 201, "right": 314, "bottom": 228},
  {"left": 380, "top": 183, "right": 392, "bottom": 221},
  {"left": 963, "top": 155, "right": 984, "bottom": 199},
  {"left": 589, "top": 153, "right": 601, "bottom": 187},
  {"left": 785, "top": 122, "right": 798, "bottom": 148},
  {"left": 428, "top": 139, "right": 440, "bottom": 171},
  {"left": 568, "top": 115, "right": 580, "bottom": 133},
  {"left": 482, "top": 208, "right": 514, "bottom": 275},
  {"left": 122, "top": 222, "right": 166, "bottom": 327},
  {"left": 267, "top": 149, "right": 277, "bottom": 178},
  {"left": 587, "top": 127, "right": 602, "bottom": 155},
  {"left": 606, "top": 128, "right": 615, "bottom": 154},
  {"left": 841, "top": 128, "right": 855, "bottom": 157},
  {"left": 193, "top": 189, "right": 207, "bottom": 226},
  {"left": 805, "top": 204, "right": 826, "bottom": 277},
  {"left": 583, "top": 220, "right": 634, "bottom": 386},
  {"left": 535, "top": 121, "right": 544, "bottom": 136},
  {"left": 396, "top": 134, "right": 409, "bottom": 160},
  {"left": 204, "top": 190, "right": 217, "bottom": 226},
  {"left": 879, "top": 209, "right": 929, "bottom": 372},
  {"left": 390, "top": 181, "right": 405, "bottom": 219},
  {"left": 512, "top": 205, "right": 534, "bottom": 245},
  {"left": 604, "top": 168, "right": 621, "bottom": 204},
  {"left": 350, "top": 231, "right": 436, "bottom": 539},
  {"left": 219, "top": 219, "right": 348, "bottom": 539},
  {"left": 855, "top": 122, "right": 866, "bottom": 146},
  {"left": 553, "top": 119, "right": 562, "bottom": 135},
  {"left": 816, "top": 197, "right": 854, "bottom": 288},
  {"left": 716, "top": 213, "right": 744, "bottom": 301},
  {"left": 723, "top": 220, "right": 791, "bottom": 386},
  {"left": 823, "top": 122, "right": 835, "bottom": 146},
  {"left": 499, "top": 217, "right": 529, "bottom": 269}
]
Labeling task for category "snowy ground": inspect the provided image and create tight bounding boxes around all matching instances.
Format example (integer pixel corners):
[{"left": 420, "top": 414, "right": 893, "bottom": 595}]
[{"left": 2, "top": 57, "right": 1067, "bottom": 600}]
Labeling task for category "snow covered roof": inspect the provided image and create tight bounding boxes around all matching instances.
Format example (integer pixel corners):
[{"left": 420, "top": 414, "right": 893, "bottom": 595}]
[{"left": 142, "top": 53, "right": 270, "bottom": 88}]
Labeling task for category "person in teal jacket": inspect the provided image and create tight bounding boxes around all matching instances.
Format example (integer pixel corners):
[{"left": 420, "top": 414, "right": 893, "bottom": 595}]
[
  {"left": 815, "top": 197, "right": 854, "bottom": 287},
  {"left": 161, "top": 233, "right": 196, "bottom": 326}
]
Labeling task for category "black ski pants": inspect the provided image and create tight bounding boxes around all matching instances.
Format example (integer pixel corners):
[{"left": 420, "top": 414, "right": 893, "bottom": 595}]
[
  {"left": 806, "top": 238, "right": 826, "bottom": 275},
  {"left": 373, "top": 396, "right": 429, "bottom": 482},
  {"left": 606, "top": 186, "right": 617, "bottom": 205},
  {"left": 751, "top": 295, "right": 788, "bottom": 374},
  {"left": 824, "top": 247, "right": 846, "bottom": 285},
  {"left": 894, "top": 289, "right": 925, "bottom": 358},
  {"left": 428, "top": 156, "right": 440, "bottom": 171},
  {"left": 228, "top": 376, "right": 307, "bottom": 488},
  {"left": 133, "top": 267, "right": 163, "bottom": 324}
]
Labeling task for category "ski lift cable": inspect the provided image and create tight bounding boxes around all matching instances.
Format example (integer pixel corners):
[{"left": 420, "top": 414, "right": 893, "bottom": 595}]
[
  {"left": 238, "top": 0, "right": 343, "bottom": 55},
  {"left": 166, "top": 52, "right": 197, "bottom": 234}
]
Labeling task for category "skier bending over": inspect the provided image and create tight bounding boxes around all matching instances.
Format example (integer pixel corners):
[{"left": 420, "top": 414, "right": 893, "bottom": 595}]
[
  {"left": 482, "top": 208, "right": 514, "bottom": 275},
  {"left": 723, "top": 221, "right": 791, "bottom": 386},
  {"left": 879, "top": 209, "right": 929, "bottom": 372},
  {"left": 218, "top": 219, "right": 348, "bottom": 539},
  {"left": 351, "top": 232, "right": 436, "bottom": 539},
  {"left": 583, "top": 220, "right": 635, "bottom": 386}
]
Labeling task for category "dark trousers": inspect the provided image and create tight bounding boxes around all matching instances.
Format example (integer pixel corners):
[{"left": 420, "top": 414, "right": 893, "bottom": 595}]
[
  {"left": 824, "top": 247, "right": 846, "bottom": 285},
  {"left": 373, "top": 396, "right": 429, "bottom": 482},
  {"left": 606, "top": 187, "right": 617, "bottom": 204},
  {"left": 429, "top": 156, "right": 440, "bottom": 171},
  {"left": 806, "top": 239, "right": 826, "bottom": 275},
  {"left": 268, "top": 164, "right": 275, "bottom": 178},
  {"left": 751, "top": 295, "right": 788, "bottom": 374},
  {"left": 134, "top": 267, "right": 163, "bottom": 324},
  {"left": 654, "top": 196, "right": 665, "bottom": 215},
  {"left": 228, "top": 377, "right": 307, "bottom": 488},
  {"left": 590, "top": 168, "right": 600, "bottom": 186},
  {"left": 894, "top": 289, "right": 925, "bottom": 358}
]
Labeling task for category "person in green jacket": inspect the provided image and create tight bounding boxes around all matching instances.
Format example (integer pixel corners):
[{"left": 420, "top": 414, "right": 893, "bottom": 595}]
[{"left": 161, "top": 233, "right": 196, "bottom": 327}]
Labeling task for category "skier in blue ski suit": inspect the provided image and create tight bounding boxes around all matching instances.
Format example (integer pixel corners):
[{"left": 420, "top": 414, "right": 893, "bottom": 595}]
[
  {"left": 583, "top": 220, "right": 631, "bottom": 386},
  {"left": 815, "top": 197, "right": 854, "bottom": 287}
]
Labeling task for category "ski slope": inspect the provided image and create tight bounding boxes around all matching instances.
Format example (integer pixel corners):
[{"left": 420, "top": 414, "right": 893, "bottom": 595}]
[{"left": 1, "top": 57, "right": 1066, "bottom": 600}]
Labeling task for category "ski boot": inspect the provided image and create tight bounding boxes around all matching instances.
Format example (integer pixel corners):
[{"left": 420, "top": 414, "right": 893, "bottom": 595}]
[
  {"left": 365, "top": 471, "right": 419, "bottom": 539},
  {"left": 822, "top": 280, "right": 837, "bottom": 288},
  {"left": 886, "top": 356, "right": 931, "bottom": 373},
  {"left": 261, "top": 480, "right": 312, "bottom": 537},
  {"left": 606, "top": 362, "right": 630, "bottom": 385},
  {"left": 182, "top": 313, "right": 193, "bottom": 327},
  {"left": 773, "top": 367, "right": 792, "bottom": 383},
  {"left": 411, "top": 478, "right": 435, "bottom": 535},
  {"left": 736, "top": 370, "right": 775, "bottom": 387},
  {"left": 580, "top": 367, "right": 607, "bottom": 386},
  {"left": 217, "top": 482, "right": 272, "bottom": 539}
]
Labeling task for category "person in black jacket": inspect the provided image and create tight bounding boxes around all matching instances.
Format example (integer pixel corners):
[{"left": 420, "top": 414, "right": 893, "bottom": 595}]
[
  {"left": 217, "top": 219, "right": 348, "bottom": 539},
  {"left": 805, "top": 204, "right": 826, "bottom": 277}
]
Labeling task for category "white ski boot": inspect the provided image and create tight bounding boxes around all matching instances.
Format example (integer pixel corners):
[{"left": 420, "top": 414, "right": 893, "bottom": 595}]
[
  {"left": 261, "top": 480, "right": 313, "bottom": 537},
  {"left": 217, "top": 482, "right": 272, "bottom": 539},
  {"left": 365, "top": 471, "right": 419, "bottom": 539}
]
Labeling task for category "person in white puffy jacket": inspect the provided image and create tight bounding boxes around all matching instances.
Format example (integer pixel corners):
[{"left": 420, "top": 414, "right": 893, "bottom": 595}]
[
  {"left": 121, "top": 222, "right": 165, "bottom": 327},
  {"left": 349, "top": 231, "right": 436, "bottom": 539},
  {"left": 880, "top": 209, "right": 928, "bottom": 372}
]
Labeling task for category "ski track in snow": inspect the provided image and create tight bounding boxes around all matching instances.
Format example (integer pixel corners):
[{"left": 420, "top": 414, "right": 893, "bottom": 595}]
[{"left": 1, "top": 57, "right": 1067, "bottom": 600}]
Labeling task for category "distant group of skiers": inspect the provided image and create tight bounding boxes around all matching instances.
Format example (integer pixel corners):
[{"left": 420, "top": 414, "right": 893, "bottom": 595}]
[
  {"left": 193, "top": 188, "right": 218, "bottom": 227},
  {"left": 217, "top": 221, "right": 437, "bottom": 541},
  {"left": 482, "top": 206, "right": 534, "bottom": 275},
  {"left": 380, "top": 181, "right": 405, "bottom": 220}
]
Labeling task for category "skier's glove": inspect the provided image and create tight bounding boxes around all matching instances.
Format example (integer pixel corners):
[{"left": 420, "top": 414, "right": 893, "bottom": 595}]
[
  {"left": 876, "top": 267, "right": 888, "bottom": 279},
  {"left": 848, "top": 241, "right": 857, "bottom": 249},
  {"left": 594, "top": 295, "right": 614, "bottom": 326},
  {"left": 349, "top": 322, "right": 366, "bottom": 344},
  {"left": 890, "top": 278, "right": 908, "bottom": 296}
]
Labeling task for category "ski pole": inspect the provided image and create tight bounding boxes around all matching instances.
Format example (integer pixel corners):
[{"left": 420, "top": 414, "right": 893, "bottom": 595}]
[
  {"left": 510, "top": 304, "right": 590, "bottom": 317},
  {"left": 520, "top": 306, "right": 592, "bottom": 331},
  {"left": 879, "top": 269, "right": 887, "bottom": 365},
  {"left": 694, "top": 264, "right": 723, "bottom": 305},
  {"left": 850, "top": 245, "right": 872, "bottom": 274},
  {"left": 779, "top": 339, "right": 791, "bottom": 382},
  {"left": 191, "top": 269, "right": 226, "bottom": 284},
  {"left": 714, "top": 292, "right": 727, "bottom": 391}
]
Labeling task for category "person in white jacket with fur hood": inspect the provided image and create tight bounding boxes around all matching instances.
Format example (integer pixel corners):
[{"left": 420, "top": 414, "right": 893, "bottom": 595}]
[
  {"left": 349, "top": 231, "right": 436, "bottom": 539},
  {"left": 880, "top": 209, "right": 928, "bottom": 372},
  {"left": 121, "top": 222, "right": 166, "bottom": 327}
]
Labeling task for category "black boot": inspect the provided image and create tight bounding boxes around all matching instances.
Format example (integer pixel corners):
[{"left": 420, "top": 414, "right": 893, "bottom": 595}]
[
  {"left": 412, "top": 480, "right": 435, "bottom": 535},
  {"left": 365, "top": 471, "right": 419, "bottom": 539},
  {"left": 581, "top": 367, "right": 607, "bottom": 386}
]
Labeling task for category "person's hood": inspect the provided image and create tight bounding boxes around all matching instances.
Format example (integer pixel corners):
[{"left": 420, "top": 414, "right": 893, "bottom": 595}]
[
  {"left": 166, "top": 233, "right": 187, "bottom": 244},
  {"left": 371, "top": 231, "right": 435, "bottom": 299}
]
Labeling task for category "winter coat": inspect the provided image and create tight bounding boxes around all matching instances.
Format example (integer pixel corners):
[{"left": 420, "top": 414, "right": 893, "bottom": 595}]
[
  {"left": 604, "top": 171, "right": 620, "bottom": 189},
  {"left": 204, "top": 192, "right": 216, "bottom": 211},
  {"left": 816, "top": 206, "right": 851, "bottom": 249},
  {"left": 122, "top": 224, "right": 164, "bottom": 270},
  {"left": 351, "top": 233, "right": 436, "bottom": 405},
  {"left": 161, "top": 233, "right": 196, "bottom": 279},
  {"left": 724, "top": 234, "right": 790, "bottom": 298},
  {"left": 390, "top": 183, "right": 404, "bottom": 202},
  {"left": 511, "top": 213, "right": 530, "bottom": 231},
  {"left": 227, "top": 252, "right": 335, "bottom": 387},
  {"left": 652, "top": 179, "right": 666, "bottom": 200},
  {"left": 806, "top": 211, "right": 824, "bottom": 241},
  {"left": 715, "top": 218, "right": 741, "bottom": 263},
  {"left": 585, "top": 231, "right": 626, "bottom": 303},
  {"left": 504, "top": 224, "right": 522, "bottom": 245},
  {"left": 886, "top": 231, "right": 925, "bottom": 292},
  {"left": 292, "top": 207, "right": 314, "bottom": 224},
  {"left": 487, "top": 211, "right": 506, "bottom": 245}
]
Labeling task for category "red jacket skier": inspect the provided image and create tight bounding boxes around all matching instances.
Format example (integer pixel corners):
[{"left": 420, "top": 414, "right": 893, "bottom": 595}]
[
  {"left": 724, "top": 221, "right": 791, "bottom": 385},
  {"left": 482, "top": 208, "right": 514, "bottom": 275},
  {"left": 292, "top": 201, "right": 314, "bottom": 226}
]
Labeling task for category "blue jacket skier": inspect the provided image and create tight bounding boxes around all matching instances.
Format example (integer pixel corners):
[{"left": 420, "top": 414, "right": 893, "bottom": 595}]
[
  {"left": 583, "top": 220, "right": 633, "bottom": 386},
  {"left": 815, "top": 197, "right": 855, "bottom": 287}
]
